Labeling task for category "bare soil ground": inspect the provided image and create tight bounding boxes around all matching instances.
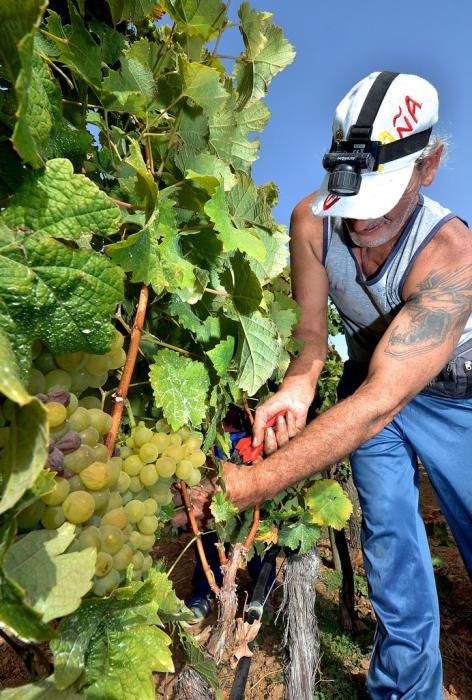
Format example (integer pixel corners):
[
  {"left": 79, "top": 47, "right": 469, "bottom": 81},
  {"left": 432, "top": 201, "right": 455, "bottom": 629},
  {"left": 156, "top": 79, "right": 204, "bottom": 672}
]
[{"left": 1, "top": 466, "right": 471, "bottom": 699}]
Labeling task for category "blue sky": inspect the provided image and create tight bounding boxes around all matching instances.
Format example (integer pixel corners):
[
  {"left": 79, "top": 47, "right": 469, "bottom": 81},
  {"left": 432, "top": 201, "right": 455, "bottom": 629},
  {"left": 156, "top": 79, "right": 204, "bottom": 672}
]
[{"left": 222, "top": 0, "right": 472, "bottom": 229}]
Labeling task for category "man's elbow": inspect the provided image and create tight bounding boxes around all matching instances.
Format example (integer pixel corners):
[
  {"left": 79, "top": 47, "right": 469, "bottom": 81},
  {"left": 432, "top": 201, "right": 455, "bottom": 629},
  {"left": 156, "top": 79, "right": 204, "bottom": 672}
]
[{"left": 356, "top": 376, "right": 415, "bottom": 433}]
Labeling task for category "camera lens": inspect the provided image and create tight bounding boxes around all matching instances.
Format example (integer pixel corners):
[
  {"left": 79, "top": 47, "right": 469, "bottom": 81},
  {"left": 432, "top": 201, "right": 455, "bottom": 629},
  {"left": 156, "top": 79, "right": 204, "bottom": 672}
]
[{"left": 328, "top": 165, "right": 362, "bottom": 196}]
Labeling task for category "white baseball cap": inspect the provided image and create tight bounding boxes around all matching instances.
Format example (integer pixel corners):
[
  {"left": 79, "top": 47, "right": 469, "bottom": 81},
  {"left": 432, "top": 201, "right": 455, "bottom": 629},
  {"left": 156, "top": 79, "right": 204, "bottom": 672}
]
[{"left": 311, "top": 71, "right": 439, "bottom": 219}]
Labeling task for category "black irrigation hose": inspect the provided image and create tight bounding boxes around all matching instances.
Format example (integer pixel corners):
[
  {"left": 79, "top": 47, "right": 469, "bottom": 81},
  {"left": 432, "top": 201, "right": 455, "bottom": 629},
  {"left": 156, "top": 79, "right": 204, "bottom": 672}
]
[{"left": 228, "top": 545, "right": 280, "bottom": 700}]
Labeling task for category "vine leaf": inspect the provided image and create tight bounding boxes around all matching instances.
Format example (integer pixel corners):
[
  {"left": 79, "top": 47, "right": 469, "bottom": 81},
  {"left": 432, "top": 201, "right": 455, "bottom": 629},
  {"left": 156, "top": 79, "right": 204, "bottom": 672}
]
[
  {"left": 106, "top": 0, "right": 158, "bottom": 24},
  {"left": 179, "top": 629, "right": 219, "bottom": 691},
  {"left": 52, "top": 571, "right": 177, "bottom": 693},
  {"left": 0, "top": 520, "right": 54, "bottom": 643},
  {"left": 179, "top": 57, "right": 229, "bottom": 116},
  {"left": 235, "top": 3, "right": 296, "bottom": 107},
  {"left": 176, "top": 148, "right": 236, "bottom": 192},
  {"left": 13, "top": 29, "right": 58, "bottom": 168},
  {"left": 0, "top": 0, "right": 47, "bottom": 84},
  {"left": 220, "top": 251, "right": 262, "bottom": 315},
  {"left": 2, "top": 158, "right": 121, "bottom": 239},
  {"left": 236, "top": 312, "right": 281, "bottom": 395},
  {"left": 149, "top": 349, "right": 210, "bottom": 430},
  {"left": 278, "top": 519, "right": 321, "bottom": 555},
  {"left": 269, "top": 292, "right": 300, "bottom": 341},
  {"left": 0, "top": 330, "right": 33, "bottom": 406},
  {"left": 210, "top": 491, "right": 239, "bottom": 522},
  {"left": 4, "top": 523, "right": 96, "bottom": 622},
  {"left": 305, "top": 479, "right": 353, "bottom": 530},
  {"left": 0, "top": 229, "right": 124, "bottom": 360},
  {"left": 85, "top": 626, "right": 173, "bottom": 699},
  {"left": 206, "top": 337, "right": 234, "bottom": 376},
  {"left": 0, "top": 675, "right": 82, "bottom": 698},
  {"left": 162, "top": 0, "right": 226, "bottom": 40},
  {"left": 208, "top": 98, "right": 269, "bottom": 171},
  {"left": 102, "top": 38, "right": 159, "bottom": 115},
  {"left": 107, "top": 198, "right": 206, "bottom": 301},
  {"left": 45, "top": 5, "right": 102, "bottom": 88},
  {"left": 0, "top": 399, "right": 48, "bottom": 516},
  {"left": 204, "top": 182, "right": 265, "bottom": 261}
]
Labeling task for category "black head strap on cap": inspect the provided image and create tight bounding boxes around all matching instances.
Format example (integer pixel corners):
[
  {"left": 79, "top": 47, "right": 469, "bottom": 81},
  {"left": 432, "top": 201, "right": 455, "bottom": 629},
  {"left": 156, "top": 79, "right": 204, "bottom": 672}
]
[
  {"left": 348, "top": 71, "right": 399, "bottom": 141},
  {"left": 377, "top": 128, "right": 432, "bottom": 165}
]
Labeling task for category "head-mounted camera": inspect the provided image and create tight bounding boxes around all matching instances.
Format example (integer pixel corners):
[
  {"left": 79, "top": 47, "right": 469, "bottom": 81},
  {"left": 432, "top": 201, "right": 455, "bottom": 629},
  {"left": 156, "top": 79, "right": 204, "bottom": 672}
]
[{"left": 322, "top": 126, "right": 381, "bottom": 197}]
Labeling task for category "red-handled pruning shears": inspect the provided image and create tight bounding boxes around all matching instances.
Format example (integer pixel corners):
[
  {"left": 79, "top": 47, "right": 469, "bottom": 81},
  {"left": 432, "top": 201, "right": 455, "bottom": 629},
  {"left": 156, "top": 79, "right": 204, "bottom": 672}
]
[{"left": 235, "top": 411, "right": 287, "bottom": 463}]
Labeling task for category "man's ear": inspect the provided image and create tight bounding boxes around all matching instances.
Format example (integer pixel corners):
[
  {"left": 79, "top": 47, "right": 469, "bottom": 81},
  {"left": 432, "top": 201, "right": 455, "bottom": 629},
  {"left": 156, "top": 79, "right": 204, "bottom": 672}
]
[{"left": 420, "top": 144, "right": 444, "bottom": 187}]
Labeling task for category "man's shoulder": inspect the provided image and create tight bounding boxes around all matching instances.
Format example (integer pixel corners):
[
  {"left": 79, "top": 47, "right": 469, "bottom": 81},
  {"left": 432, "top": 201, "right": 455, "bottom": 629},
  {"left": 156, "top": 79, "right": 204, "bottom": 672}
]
[
  {"left": 403, "top": 212, "right": 472, "bottom": 298},
  {"left": 290, "top": 191, "right": 324, "bottom": 237}
]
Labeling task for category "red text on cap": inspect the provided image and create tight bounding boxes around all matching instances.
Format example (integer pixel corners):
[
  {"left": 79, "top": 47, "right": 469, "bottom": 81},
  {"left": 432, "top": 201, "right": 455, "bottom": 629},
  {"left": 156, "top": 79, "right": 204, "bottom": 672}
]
[{"left": 392, "top": 96, "right": 423, "bottom": 139}]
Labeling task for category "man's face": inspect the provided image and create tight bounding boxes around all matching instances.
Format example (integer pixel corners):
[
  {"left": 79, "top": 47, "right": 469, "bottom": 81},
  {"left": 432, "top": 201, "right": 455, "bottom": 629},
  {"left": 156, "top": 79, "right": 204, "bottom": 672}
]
[{"left": 344, "top": 168, "right": 423, "bottom": 249}]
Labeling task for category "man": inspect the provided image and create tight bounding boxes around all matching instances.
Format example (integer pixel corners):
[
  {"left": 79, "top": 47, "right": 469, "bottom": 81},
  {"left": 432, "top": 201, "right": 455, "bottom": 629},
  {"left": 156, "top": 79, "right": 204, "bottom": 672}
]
[{"left": 224, "top": 71, "right": 472, "bottom": 699}]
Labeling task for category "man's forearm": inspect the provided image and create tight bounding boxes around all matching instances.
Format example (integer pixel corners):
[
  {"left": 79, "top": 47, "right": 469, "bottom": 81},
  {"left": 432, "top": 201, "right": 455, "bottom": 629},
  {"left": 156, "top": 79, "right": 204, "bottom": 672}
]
[{"left": 281, "top": 331, "right": 328, "bottom": 394}]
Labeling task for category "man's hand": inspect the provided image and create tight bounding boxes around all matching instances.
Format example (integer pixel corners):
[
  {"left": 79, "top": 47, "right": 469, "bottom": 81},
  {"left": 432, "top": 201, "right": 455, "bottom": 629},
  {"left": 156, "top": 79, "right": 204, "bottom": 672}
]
[
  {"left": 252, "top": 382, "right": 313, "bottom": 455},
  {"left": 171, "top": 476, "right": 217, "bottom": 528}
]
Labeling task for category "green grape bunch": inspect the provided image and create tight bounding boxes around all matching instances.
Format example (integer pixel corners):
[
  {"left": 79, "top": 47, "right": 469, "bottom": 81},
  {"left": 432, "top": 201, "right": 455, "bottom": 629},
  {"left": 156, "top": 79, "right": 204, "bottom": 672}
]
[{"left": 14, "top": 330, "right": 206, "bottom": 597}]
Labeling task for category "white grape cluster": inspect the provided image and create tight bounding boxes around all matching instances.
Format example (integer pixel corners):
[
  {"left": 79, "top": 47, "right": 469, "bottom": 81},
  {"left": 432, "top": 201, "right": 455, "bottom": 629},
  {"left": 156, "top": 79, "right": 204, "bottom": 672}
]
[{"left": 16, "top": 330, "right": 206, "bottom": 597}]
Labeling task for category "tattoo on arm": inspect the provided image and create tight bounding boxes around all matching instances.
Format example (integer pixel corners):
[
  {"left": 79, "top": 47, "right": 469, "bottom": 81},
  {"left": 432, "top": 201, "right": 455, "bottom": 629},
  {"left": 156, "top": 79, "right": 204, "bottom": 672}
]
[{"left": 384, "top": 265, "right": 472, "bottom": 358}]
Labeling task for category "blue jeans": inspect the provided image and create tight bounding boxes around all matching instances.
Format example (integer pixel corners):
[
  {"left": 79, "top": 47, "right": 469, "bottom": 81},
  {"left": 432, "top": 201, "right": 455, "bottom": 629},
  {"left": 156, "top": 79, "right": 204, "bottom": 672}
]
[{"left": 350, "top": 392, "right": 472, "bottom": 699}]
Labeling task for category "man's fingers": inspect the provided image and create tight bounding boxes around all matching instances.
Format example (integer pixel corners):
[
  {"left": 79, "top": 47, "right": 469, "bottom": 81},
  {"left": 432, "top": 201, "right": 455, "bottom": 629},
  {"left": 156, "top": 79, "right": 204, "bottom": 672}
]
[
  {"left": 286, "top": 409, "right": 298, "bottom": 438},
  {"left": 264, "top": 426, "right": 278, "bottom": 455},
  {"left": 274, "top": 413, "right": 289, "bottom": 446}
]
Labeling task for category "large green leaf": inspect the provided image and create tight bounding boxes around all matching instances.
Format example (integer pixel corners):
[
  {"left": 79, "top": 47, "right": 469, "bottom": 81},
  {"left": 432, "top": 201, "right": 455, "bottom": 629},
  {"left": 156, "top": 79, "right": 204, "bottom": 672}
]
[
  {"left": 2, "top": 159, "right": 121, "bottom": 239},
  {"left": 161, "top": 0, "right": 226, "bottom": 40},
  {"left": 235, "top": 3, "right": 295, "bottom": 106},
  {"left": 4, "top": 523, "right": 96, "bottom": 622},
  {"left": 220, "top": 251, "right": 262, "bottom": 315},
  {"left": 305, "top": 479, "right": 353, "bottom": 530},
  {"left": 0, "top": 0, "right": 47, "bottom": 84},
  {"left": 0, "top": 229, "right": 124, "bottom": 358},
  {"left": 101, "top": 38, "right": 159, "bottom": 115},
  {"left": 149, "top": 349, "right": 210, "bottom": 430},
  {"left": 52, "top": 572, "right": 178, "bottom": 691},
  {"left": 85, "top": 626, "right": 173, "bottom": 699},
  {"left": 236, "top": 312, "right": 281, "bottom": 395},
  {"left": 0, "top": 399, "right": 48, "bottom": 515},
  {"left": 204, "top": 182, "right": 265, "bottom": 261},
  {"left": 180, "top": 57, "right": 229, "bottom": 116},
  {"left": 208, "top": 98, "right": 269, "bottom": 171}
]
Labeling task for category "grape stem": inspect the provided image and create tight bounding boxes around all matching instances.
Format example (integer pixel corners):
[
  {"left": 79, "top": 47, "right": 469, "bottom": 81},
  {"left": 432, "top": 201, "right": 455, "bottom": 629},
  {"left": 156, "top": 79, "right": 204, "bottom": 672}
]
[
  {"left": 105, "top": 284, "right": 149, "bottom": 456},
  {"left": 180, "top": 481, "right": 220, "bottom": 595}
]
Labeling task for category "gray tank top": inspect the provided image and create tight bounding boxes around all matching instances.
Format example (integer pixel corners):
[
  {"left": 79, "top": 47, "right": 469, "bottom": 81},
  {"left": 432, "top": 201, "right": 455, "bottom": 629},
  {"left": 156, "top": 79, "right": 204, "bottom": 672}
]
[{"left": 323, "top": 194, "right": 472, "bottom": 365}]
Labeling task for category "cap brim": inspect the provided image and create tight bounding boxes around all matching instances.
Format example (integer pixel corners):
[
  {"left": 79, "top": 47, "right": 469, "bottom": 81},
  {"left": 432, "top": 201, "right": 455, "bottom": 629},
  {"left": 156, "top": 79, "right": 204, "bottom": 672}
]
[{"left": 311, "top": 160, "right": 416, "bottom": 219}]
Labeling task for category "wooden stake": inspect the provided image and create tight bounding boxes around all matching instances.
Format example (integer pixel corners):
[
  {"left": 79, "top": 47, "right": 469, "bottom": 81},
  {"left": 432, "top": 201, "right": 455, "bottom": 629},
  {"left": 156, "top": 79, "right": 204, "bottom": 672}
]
[
  {"left": 180, "top": 481, "right": 220, "bottom": 595},
  {"left": 105, "top": 284, "right": 149, "bottom": 456}
]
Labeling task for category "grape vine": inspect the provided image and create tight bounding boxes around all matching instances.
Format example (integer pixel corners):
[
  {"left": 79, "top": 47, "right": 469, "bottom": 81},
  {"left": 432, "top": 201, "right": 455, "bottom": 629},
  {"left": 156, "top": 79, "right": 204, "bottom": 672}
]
[{"left": 0, "top": 1, "right": 351, "bottom": 696}]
